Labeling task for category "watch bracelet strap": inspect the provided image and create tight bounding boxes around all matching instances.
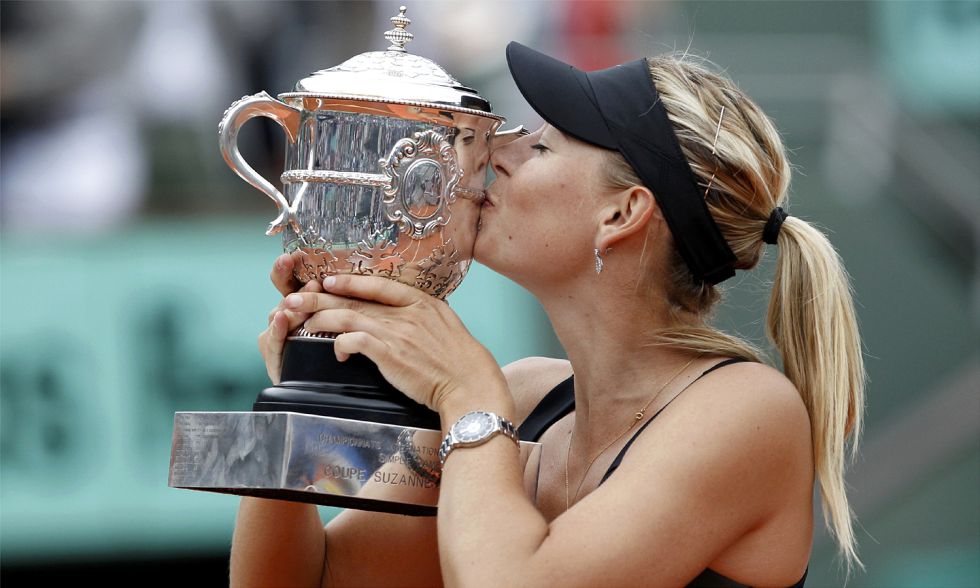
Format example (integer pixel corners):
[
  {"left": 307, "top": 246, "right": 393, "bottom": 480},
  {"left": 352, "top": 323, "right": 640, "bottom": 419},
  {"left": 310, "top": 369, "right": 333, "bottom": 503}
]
[
  {"left": 439, "top": 414, "right": 519, "bottom": 465},
  {"left": 398, "top": 429, "right": 442, "bottom": 484}
]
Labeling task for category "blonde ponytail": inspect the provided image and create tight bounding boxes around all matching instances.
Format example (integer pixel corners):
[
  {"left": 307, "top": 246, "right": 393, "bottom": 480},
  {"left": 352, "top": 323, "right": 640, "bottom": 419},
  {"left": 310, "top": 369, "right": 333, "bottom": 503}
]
[
  {"left": 602, "top": 53, "right": 868, "bottom": 572},
  {"left": 767, "top": 216, "right": 866, "bottom": 571}
]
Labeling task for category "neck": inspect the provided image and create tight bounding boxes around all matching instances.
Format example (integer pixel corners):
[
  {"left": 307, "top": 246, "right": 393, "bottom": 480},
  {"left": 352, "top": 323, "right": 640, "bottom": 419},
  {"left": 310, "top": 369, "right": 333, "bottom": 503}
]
[{"left": 531, "top": 269, "right": 704, "bottom": 454}]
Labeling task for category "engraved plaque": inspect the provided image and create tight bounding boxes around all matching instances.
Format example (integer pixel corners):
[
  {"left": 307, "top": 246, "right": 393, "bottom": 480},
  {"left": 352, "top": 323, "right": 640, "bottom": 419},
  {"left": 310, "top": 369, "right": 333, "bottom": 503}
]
[{"left": 170, "top": 412, "right": 542, "bottom": 516}]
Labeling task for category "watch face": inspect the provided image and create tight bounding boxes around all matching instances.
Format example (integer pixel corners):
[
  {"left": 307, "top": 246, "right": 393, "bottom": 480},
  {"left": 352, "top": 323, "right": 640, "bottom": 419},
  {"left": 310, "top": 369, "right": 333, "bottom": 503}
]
[{"left": 453, "top": 412, "right": 495, "bottom": 443}]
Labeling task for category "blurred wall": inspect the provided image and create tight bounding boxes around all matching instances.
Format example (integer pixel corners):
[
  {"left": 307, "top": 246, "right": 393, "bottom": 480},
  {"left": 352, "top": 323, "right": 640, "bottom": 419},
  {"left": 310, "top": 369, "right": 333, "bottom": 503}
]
[{"left": 1, "top": 1, "right": 977, "bottom": 586}]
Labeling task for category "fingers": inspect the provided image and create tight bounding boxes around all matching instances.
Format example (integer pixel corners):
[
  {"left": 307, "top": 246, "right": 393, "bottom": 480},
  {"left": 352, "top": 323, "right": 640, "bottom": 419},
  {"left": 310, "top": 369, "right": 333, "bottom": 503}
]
[
  {"left": 270, "top": 253, "right": 300, "bottom": 296},
  {"left": 282, "top": 289, "right": 367, "bottom": 315},
  {"left": 282, "top": 307, "right": 311, "bottom": 332},
  {"left": 300, "top": 279, "right": 324, "bottom": 293},
  {"left": 303, "top": 308, "right": 385, "bottom": 339},
  {"left": 280, "top": 275, "right": 424, "bottom": 315},
  {"left": 272, "top": 249, "right": 420, "bottom": 303},
  {"left": 267, "top": 279, "right": 323, "bottom": 325},
  {"left": 333, "top": 331, "right": 389, "bottom": 365},
  {"left": 260, "top": 278, "right": 326, "bottom": 383},
  {"left": 322, "top": 274, "right": 423, "bottom": 308}
]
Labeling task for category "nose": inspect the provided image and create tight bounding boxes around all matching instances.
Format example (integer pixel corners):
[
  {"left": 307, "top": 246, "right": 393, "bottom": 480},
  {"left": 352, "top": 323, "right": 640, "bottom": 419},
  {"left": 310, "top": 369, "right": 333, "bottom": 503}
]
[
  {"left": 490, "top": 149, "right": 509, "bottom": 179},
  {"left": 489, "top": 125, "right": 530, "bottom": 178}
]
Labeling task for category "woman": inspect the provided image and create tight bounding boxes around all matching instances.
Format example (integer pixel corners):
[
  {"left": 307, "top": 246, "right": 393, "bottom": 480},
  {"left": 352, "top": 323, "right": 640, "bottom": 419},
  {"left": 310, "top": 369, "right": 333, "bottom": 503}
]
[{"left": 231, "top": 42, "right": 864, "bottom": 587}]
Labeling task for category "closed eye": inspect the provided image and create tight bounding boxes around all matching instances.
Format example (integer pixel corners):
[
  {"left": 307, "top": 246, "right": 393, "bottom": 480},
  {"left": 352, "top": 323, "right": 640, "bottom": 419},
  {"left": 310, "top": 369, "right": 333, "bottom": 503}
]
[{"left": 531, "top": 143, "right": 549, "bottom": 153}]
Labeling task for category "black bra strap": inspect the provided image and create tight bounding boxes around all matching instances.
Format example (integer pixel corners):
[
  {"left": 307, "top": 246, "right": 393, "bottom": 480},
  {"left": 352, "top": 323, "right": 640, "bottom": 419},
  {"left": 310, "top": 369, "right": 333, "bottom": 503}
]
[
  {"left": 599, "top": 357, "right": 749, "bottom": 485},
  {"left": 698, "top": 357, "right": 747, "bottom": 377},
  {"left": 518, "top": 358, "right": 749, "bottom": 446},
  {"left": 519, "top": 375, "right": 575, "bottom": 442}
]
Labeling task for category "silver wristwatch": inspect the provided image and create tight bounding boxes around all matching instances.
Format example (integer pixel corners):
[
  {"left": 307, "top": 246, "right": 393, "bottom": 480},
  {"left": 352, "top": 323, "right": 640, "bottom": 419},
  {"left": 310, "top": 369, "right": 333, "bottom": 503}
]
[{"left": 439, "top": 411, "right": 519, "bottom": 465}]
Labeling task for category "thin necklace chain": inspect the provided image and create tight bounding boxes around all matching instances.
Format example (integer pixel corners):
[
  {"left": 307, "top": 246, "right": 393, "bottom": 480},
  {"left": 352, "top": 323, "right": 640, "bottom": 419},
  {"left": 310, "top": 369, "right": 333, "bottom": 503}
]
[{"left": 563, "top": 354, "right": 702, "bottom": 512}]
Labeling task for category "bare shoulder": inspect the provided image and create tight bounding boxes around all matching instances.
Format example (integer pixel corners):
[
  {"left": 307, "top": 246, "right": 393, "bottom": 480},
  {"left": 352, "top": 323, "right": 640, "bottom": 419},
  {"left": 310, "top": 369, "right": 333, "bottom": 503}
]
[
  {"left": 695, "top": 360, "right": 810, "bottom": 432},
  {"left": 501, "top": 356, "right": 573, "bottom": 425},
  {"left": 641, "top": 359, "right": 814, "bottom": 497}
]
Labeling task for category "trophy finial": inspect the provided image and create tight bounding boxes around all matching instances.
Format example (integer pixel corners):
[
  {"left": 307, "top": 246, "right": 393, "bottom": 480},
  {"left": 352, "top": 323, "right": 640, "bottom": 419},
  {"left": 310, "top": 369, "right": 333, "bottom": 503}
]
[{"left": 384, "top": 6, "right": 414, "bottom": 52}]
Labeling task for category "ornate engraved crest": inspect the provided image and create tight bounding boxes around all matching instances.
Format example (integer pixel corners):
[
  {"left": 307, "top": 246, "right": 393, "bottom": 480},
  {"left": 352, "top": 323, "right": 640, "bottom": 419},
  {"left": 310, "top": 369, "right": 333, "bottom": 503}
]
[
  {"left": 415, "top": 239, "right": 465, "bottom": 299},
  {"left": 294, "top": 246, "right": 339, "bottom": 283},
  {"left": 347, "top": 231, "right": 407, "bottom": 278},
  {"left": 380, "top": 130, "right": 461, "bottom": 240}
]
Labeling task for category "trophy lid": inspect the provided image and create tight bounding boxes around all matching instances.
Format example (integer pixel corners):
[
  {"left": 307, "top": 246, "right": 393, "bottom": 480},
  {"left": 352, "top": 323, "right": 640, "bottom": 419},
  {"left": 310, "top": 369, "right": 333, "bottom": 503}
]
[{"left": 284, "top": 6, "right": 498, "bottom": 118}]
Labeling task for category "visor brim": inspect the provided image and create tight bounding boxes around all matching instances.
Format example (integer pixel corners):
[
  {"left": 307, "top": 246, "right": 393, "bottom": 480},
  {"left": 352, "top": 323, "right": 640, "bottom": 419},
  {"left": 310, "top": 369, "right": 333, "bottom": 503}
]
[{"left": 505, "top": 42, "right": 618, "bottom": 150}]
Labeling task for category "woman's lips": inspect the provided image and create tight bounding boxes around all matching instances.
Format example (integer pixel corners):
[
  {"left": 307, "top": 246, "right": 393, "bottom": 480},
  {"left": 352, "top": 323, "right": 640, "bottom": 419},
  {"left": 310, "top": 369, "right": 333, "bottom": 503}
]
[{"left": 477, "top": 193, "right": 492, "bottom": 232}]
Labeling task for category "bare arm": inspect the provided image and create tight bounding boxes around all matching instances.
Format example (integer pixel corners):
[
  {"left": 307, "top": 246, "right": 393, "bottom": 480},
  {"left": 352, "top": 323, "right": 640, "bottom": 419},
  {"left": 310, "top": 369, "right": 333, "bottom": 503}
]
[
  {"left": 228, "top": 357, "right": 566, "bottom": 587},
  {"left": 230, "top": 498, "right": 326, "bottom": 588},
  {"left": 436, "top": 362, "right": 812, "bottom": 588},
  {"left": 233, "top": 256, "right": 566, "bottom": 588},
  {"left": 228, "top": 357, "right": 559, "bottom": 588}
]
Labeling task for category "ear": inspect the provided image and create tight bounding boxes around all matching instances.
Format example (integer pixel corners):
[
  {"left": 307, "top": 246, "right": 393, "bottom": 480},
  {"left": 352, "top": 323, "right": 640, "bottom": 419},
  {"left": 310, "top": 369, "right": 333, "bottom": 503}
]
[{"left": 595, "top": 186, "right": 663, "bottom": 251}]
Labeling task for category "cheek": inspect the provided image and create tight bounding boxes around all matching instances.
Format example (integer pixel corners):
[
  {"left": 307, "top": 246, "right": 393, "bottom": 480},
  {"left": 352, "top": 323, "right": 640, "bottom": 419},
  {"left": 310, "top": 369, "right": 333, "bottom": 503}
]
[
  {"left": 511, "top": 166, "right": 566, "bottom": 215},
  {"left": 484, "top": 156, "right": 586, "bottom": 243},
  {"left": 515, "top": 200, "right": 585, "bottom": 262},
  {"left": 504, "top": 185, "right": 559, "bottom": 241}
]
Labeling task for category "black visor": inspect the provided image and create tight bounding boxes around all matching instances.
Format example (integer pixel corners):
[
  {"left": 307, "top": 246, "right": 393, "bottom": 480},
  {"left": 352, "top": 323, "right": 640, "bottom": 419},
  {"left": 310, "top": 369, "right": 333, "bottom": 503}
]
[{"left": 505, "top": 42, "right": 736, "bottom": 285}]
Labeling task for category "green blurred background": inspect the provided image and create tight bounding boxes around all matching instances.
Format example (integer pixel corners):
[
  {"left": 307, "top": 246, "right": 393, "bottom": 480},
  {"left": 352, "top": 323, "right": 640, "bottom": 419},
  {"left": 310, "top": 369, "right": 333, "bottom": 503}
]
[{"left": 1, "top": 1, "right": 977, "bottom": 586}]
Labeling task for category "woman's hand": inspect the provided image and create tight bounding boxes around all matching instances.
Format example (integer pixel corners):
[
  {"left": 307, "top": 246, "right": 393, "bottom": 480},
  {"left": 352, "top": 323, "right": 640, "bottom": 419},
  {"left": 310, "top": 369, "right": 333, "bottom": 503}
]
[
  {"left": 282, "top": 273, "right": 506, "bottom": 412},
  {"left": 258, "top": 254, "right": 323, "bottom": 384}
]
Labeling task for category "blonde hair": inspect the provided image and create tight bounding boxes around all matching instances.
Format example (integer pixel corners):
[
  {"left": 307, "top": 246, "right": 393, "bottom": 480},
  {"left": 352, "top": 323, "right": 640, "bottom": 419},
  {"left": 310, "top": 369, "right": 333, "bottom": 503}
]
[{"left": 604, "top": 54, "right": 866, "bottom": 572}]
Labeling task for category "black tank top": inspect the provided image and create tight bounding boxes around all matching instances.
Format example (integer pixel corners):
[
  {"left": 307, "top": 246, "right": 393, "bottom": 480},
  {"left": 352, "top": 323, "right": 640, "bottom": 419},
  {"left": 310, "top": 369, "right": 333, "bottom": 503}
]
[{"left": 518, "top": 358, "right": 808, "bottom": 588}]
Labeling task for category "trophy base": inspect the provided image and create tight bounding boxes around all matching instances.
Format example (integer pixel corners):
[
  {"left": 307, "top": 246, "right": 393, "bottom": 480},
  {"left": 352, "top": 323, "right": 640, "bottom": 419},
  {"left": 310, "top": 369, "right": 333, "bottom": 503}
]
[
  {"left": 204, "top": 487, "right": 437, "bottom": 517},
  {"left": 254, "top": 336, "right": 440, "bottom": 430},
  {"left": 169, "top": 411, "right": 542, "bottom": 516}
]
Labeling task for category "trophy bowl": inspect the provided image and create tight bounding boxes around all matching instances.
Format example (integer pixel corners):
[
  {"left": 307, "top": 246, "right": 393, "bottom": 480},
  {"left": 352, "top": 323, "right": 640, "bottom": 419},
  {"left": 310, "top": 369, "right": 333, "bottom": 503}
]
[
  {"left": 169, "top": 6, "right": 541, "bottom": 515},
  {"left": 217, "top": 6, "right": 505, "bottom": 430}
]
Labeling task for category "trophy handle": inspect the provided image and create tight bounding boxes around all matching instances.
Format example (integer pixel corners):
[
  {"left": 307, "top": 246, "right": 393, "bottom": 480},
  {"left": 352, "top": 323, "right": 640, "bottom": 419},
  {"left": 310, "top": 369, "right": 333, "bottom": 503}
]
[
  {"left": 490, "top": 125, "right": 530, "bottom": 150},
  {"left": 219, "top": 91, "right": 302, "bottom": 235}
]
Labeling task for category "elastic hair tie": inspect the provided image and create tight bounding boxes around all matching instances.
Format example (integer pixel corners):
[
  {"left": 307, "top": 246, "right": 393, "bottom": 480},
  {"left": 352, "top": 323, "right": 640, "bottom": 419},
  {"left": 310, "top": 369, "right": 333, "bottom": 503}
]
[{"left": 763, "top": 207, "right": 789, "bottom": 245}]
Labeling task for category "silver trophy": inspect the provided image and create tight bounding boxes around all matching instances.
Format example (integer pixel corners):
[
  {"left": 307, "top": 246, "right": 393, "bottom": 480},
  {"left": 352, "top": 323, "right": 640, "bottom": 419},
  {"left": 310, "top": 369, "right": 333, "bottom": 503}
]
[{"left": 169, "top": 7, "right": 540, "bottom": 515}]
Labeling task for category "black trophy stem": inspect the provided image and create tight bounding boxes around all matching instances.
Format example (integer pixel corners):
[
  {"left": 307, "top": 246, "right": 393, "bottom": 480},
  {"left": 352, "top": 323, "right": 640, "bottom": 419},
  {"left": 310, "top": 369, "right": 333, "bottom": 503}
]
[{"left": 253, "top": 337, "right": 442, "bottom": 431}]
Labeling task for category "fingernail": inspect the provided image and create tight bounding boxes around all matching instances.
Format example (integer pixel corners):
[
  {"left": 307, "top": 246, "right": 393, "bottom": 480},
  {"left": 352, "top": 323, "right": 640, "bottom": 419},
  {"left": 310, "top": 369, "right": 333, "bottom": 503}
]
[
  {"left": 285, "top": 293, "right": 303, "bottom": 308},
  {"left": 323, "top": 276, "right": 336, "bottom": 289},
  {"left": 275, "top": 254, "right": 288, "bottom": 269}
]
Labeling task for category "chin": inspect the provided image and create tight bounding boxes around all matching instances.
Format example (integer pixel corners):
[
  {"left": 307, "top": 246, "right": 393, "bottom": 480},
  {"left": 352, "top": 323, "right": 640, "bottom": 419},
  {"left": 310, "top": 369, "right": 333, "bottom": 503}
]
[
  {"left": 472, "top": 233, "right": 493, "bottom": 267},
  {"left": 472, "top": 226, "right": 534, "bottom": 288},
  {"left": 472, "top": 233, "right": 506, "bottom": 273}
]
